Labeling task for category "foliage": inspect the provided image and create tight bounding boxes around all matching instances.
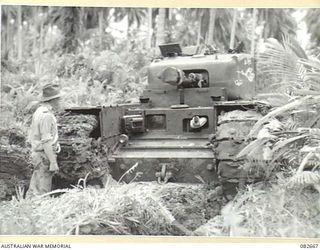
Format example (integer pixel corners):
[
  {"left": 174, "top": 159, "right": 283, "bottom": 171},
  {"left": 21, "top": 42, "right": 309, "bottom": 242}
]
[
  {"left": 172, "top": 9, "right": 199, "bottom": 46},
  {"left": 50, "top": 7, "right": 80, "bottom": 54},
  {"left": 257, "top": 9, "right": 297, "bottom": 41},
  {"left": 219, "top": 181, "right": 320, "bottom": 237},
  {"left": 114, "top": 8, "right": 147, "bottom": 29},
  {"left": 0, "top": 182, "right": 223, "bottom": 235},
  {"left": 0, "top": 43, "right": 150, "bottom": 129},
  {"left": 304, "top": 9, "right": 320, "bottom": 57},
  {"left": 0, "top": 70, "right": 40, "bottom": 130},
  {"left": 212, "top": 38, "right": 320, "bottom": 239},
  {"left": 238, "top": 37, "right": 320, "bottom": 192}
]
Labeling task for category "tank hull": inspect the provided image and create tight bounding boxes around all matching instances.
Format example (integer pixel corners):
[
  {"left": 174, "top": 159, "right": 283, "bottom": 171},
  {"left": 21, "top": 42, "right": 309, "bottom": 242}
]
[{"left": 109, "top": 137, "right": 218, "bottom": 184}]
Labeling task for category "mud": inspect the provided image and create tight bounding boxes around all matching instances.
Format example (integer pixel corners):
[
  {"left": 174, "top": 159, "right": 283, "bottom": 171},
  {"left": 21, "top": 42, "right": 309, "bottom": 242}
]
[
  {"left": 0, "top": 129, "right": 32, "bottom": 199},
  {"left": 215, "top": 109, "right": 265, "bottom": 194},
  {"left": 56, "top": 112, "right": 109, "bottom": 186}
]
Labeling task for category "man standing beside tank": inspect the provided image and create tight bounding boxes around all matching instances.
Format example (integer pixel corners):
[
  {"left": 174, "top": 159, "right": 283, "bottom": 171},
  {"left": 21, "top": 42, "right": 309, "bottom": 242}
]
[{"left": 27, "top": 82, "right": 62, "bottom": 197}]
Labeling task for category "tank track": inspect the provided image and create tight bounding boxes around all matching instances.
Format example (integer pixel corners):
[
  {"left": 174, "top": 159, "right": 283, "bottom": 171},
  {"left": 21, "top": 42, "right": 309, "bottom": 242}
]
[
  {"left": 56, "top": 112, "right": 109, "bottom": 187},
  {"left": 215, "top": 109, "right": 264, "bottom": 195}
]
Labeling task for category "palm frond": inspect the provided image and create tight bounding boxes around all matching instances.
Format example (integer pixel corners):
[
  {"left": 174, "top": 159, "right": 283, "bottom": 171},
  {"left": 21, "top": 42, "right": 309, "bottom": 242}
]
[
  {"left": 287, "top": 171, "right": 320, "bottom": 189},
  {"left": 237, "top": 138, "right": 269, "bottom": 159},
  {"left": 282, "top": 34, "right": 308, "bottom": 59},
  {"left": 272, "top": 134, "right": 309, "bottom": 155},
  {"left": 249, "top": 96, "right": 320, "bottom": 137},
  {"left": 297, "top": 152, "right": 315, "bottom": 173},
  {"left": 257, "top": 37, "right": 320, "bottom": 95}
]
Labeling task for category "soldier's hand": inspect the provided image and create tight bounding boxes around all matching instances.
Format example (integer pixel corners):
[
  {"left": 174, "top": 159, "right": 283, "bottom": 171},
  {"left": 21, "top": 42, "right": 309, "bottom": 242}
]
[
  {"left": 49, "top": 162, "right": 59, "bottom": 173},
  {"left": 56, "top": 144, "right": 61, "bottom": 154}
]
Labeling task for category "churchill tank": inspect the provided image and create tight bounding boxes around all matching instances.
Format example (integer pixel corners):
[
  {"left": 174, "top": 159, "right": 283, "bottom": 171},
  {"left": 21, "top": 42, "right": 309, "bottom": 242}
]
[{"left": 57, "top": 43, "right": 265, "bottom": 192}]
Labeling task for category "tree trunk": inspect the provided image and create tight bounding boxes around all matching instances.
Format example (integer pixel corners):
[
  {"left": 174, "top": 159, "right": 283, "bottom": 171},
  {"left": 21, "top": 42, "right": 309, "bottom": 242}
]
[
  {"left": 36, "top": 7, "right": 43, "bottom": 75},
  {"left": 39, "top": 16, "right": 43, "bottom": 71},
  {"left": 229, "top": 9, "right": 237, "bottom": 50},
  {"left": 1, "top": 9, "right": 8, "bottom": 59},
  {"left": 196, "top": 11, "right": 202, "bottom": 46},
  {"left": 45, "top": 7, "right": 52, "bottom": 52},
  {"left": 98, "top": 9, "right": 103, "bottom": 51},
  {"left": 6, "top": 11, "right": 11, "bottom": 59},
  {"left": 127, "top": 15, "right": 131, "bottom": 52},
  {"left": 147, "top": 8, "right": 153, "bottom": 49},
  {"left": 1, "top": 26, "right": 5, "bottom": 59},
  {"left": 156, "top": 8, "right": 166, "bottom": 46},
  {"left": 17, "top": 5, "right": 22, "bottom": 60},
  {"left": 207, "top": 9, "right": 216, "bottom": 45},
  {"left": 263, "top": 10, "right": 269, "bottom": 40},
  {"left": 168, "top": 8, "right": 172, "bottom": 21},
  {"left": 79, "top": 7, "right": 84, "bottom": 35},
  {"left": 251, "top": 8, "right": 258, "bottom": 57},
  {"left": 32, "top": 8, "right": 37, "bottom": 73}
]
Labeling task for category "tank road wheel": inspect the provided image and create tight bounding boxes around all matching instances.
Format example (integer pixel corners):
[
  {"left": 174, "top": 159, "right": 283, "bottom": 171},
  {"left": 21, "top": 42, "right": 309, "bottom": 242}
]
[
  {"left": 55, "top": 112, "right": 109, "bottom": 189},
  {"left": 215, "top": 109, "right": 264, "bottom": 197}
]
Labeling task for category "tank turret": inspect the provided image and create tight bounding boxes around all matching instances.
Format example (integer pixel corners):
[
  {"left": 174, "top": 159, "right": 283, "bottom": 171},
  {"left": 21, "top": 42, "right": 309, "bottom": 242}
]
[{"left": 140, "top": 43, "right": 256, "bottom": 109}]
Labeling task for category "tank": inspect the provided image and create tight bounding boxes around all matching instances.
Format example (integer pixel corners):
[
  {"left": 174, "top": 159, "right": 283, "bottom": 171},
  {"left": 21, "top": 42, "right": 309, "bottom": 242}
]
[{"left": 58, "top": 43, "right": 264, "bottom": 191}]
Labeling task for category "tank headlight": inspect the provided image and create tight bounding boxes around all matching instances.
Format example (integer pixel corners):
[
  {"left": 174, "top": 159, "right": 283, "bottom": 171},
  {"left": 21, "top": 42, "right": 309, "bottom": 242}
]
[
  {"left": 190, "top": 116, "right": 207, "bottom": 129},
  {"left": 119, "top": 134, "right": 129, "bottom": 145}
]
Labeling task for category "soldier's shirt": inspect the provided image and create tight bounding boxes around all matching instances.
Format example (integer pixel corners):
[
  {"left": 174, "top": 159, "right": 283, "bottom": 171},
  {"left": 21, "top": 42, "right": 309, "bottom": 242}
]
[{"left": 29, "top": 103, "right": 59, "bottom": 152}]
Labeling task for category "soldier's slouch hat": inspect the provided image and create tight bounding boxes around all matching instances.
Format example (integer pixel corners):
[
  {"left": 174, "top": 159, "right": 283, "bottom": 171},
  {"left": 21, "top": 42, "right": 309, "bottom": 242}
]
[{"left": 41, "top": 83, "right": 61, "bottom": 102}]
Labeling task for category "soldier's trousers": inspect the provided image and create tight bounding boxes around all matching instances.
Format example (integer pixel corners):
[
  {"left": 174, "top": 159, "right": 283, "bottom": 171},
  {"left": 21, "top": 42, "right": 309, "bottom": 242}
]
[{"left": 26, "top": 151, "right": 53, "bottom": 197}]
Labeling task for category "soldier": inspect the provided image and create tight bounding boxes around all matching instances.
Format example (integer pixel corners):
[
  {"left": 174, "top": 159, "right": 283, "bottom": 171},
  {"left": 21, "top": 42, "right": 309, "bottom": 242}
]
[{"left": 26, "top": 83, "right": 62, "bottom": 197}]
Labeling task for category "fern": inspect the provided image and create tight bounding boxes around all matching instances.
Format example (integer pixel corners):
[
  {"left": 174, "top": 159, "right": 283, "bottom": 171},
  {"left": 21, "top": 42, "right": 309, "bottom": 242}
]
[
  {"left": 118, "top": 162, "right": 139, "bottom": 183},
  {"left": 128, "top": 172, "right": 143, "bottom": 184},
  {"left": 77, "top": 172, "right": 91, "bottom": 189},
  {"left": 14, "top": 185, "right": 25, "bottom": 201}
]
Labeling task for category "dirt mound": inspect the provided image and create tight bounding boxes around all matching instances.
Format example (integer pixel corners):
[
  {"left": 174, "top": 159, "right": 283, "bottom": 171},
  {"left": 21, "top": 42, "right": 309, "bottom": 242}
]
[
  {"left": 0, "top": 129, "right": 32, "bottom": 200},
  {"left": 0, "top": 112, "right": 110, "bottom": 199}
]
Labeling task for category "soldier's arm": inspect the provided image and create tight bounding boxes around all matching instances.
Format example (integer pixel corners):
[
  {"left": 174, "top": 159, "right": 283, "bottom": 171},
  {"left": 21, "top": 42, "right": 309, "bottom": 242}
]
[
  {"left": 39, "top": 113, "right": 59, "bottom": 172},
  {"left": 42, "top": 143, "right": 58, "bottom": 164}
]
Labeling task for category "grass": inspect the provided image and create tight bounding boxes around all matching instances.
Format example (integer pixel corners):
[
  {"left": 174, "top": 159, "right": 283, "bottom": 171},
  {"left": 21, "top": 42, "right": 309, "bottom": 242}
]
[
  {"left": 0, "top": 182, "right": 217, "bottom": 235},
  {"left": 196, "top": 178, "right": 320, "bottom": 237}
]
